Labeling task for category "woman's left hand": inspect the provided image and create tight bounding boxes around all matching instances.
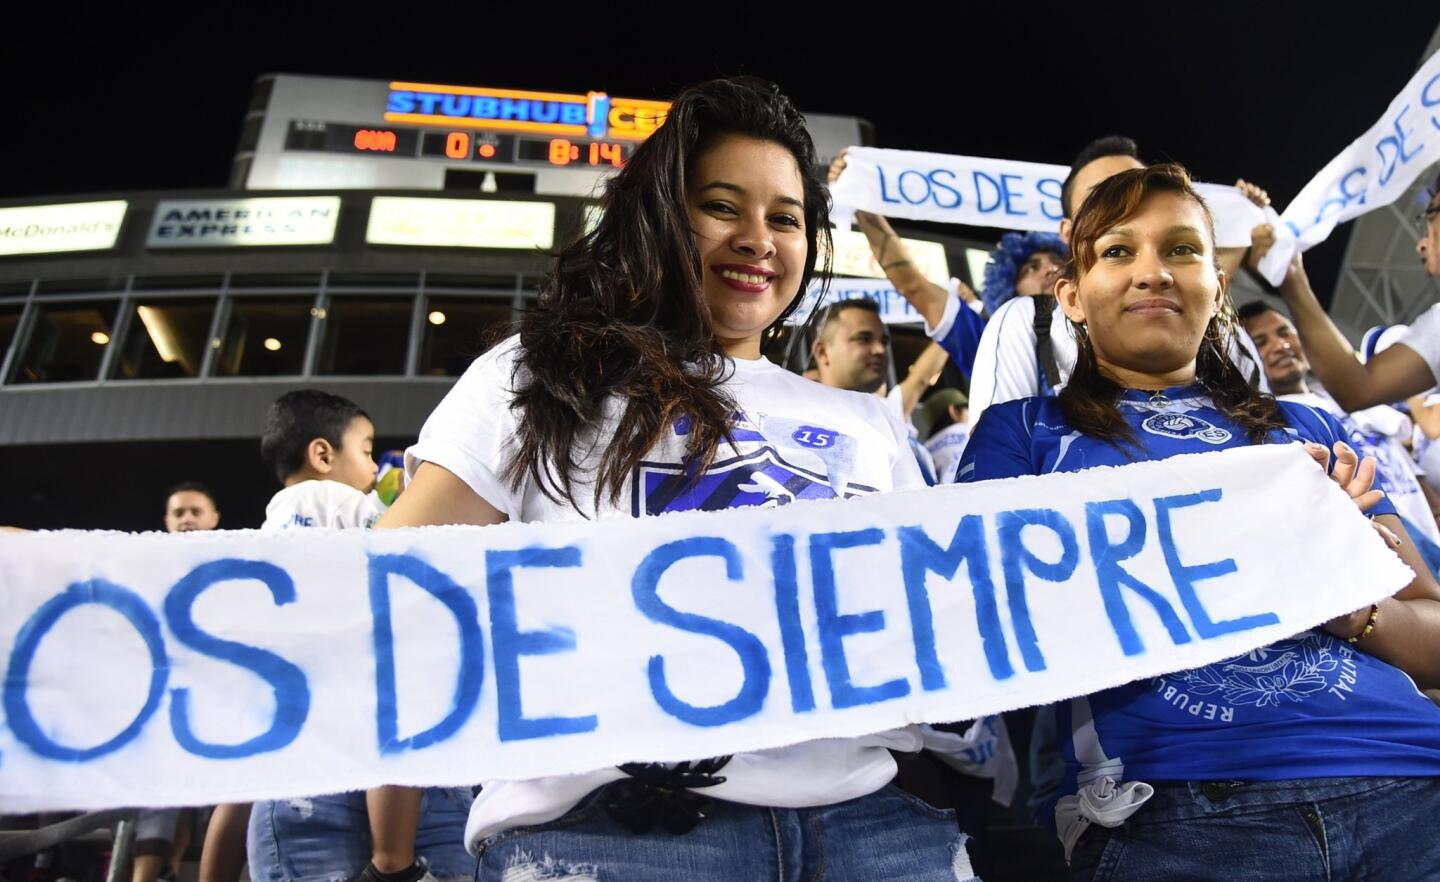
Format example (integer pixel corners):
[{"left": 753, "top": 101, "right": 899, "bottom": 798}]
[{"left": 1302, "top": 440, "right": 1383, "bottom": 512}]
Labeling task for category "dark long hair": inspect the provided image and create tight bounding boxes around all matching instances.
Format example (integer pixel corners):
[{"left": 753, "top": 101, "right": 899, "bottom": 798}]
[
  {"left": 503, "top": 78, "right": 831, "bottom": 511},
  {"left": 1059, "top": 164, "right": 1287, "bottom": 449}
]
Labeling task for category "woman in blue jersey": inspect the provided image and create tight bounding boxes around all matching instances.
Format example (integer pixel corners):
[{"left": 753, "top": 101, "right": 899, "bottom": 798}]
[{"left": 958, "top": 163, "right": 1440, "bottom": 881}]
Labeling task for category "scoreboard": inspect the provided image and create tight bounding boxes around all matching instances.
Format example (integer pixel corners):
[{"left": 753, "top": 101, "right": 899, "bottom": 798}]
[
  {"left": 237, "top": 75, "right": 868, "bottom": 197},
  {"left": 238, "top": 76, "right": 680, "bottom": 195}
]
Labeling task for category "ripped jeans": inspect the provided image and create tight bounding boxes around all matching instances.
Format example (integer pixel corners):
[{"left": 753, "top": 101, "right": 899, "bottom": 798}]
[
  {"left": 473, "top": 783, "right": 979, "bottom": 882},
  {"left": 248, "top": 789, "right": 475, "bottom": 882}
]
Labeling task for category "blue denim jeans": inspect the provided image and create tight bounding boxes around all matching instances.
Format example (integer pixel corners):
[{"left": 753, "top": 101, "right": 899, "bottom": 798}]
[
  {"left": 248, "top": 788, "right": 474, "bottom": 882},
  {"left": 1069, "top": 776, "right": 1440, "bottom": 881},
  {"left": 474, "top": 784, "right": 978, "bottom": 881}
]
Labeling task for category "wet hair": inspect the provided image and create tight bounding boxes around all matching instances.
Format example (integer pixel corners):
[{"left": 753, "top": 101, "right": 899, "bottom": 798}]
[
  {"left": 1059, "top": 163, "right": 1287, "bottom": 449},
  {"left": 261, "top": 389, "right": 369, "bottom": 484},
  {"left": 1061, "top": 135, "right": 1141, "bottom": 219},
  {"left": 979, "top": 231, "right": 1068, "bottom": 313},
  {"left": 165, "top": 481, "right": 217, "bottom": 509},
  {"left": 504, "top": 77, "right": 831, "bottom": 511}
]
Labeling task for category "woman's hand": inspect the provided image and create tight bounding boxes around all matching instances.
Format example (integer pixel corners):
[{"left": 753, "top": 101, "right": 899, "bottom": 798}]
[
  {"left": 1302, "top": 440, "right": 1383, "bottom": 511},
  {"left": 827, "top": 149, "right": 848, "bottom": 185}
]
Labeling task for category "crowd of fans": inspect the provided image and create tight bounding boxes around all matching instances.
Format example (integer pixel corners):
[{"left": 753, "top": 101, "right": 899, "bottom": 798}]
[{"left": 9, "top": 75, "right": 1440, "bottom": 882}]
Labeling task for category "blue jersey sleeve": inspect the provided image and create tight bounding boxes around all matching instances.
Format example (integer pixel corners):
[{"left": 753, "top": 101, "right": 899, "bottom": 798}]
[
  {"left": 1277, "top": 401, "right": 1399, "bottom": 519},
  {"left": 936, "top": 300, "right": 988, "bottom": 378},
  {"left": 956, "top": 398, "right": 1038, "bottom": 483}
]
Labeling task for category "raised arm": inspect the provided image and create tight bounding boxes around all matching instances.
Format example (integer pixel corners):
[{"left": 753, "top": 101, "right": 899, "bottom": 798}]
[
  {"left": 854, "top": 210, "right": 952, "bottom": 328},
  {"left": 827, "top": 149, "right": 951, "bottom": 328},
  {"left": 1278, "top": 255, "right": 1435, "bottom": 410},
  {"left": 895, "top": 341, "right": 950, "bottom": 418}
]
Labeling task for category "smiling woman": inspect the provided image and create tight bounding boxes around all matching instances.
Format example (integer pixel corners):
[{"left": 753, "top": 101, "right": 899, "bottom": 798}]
[
  {"left": 380, "top": 78, "right": 977, "bottom": 881},
  {"left": 958, "top": 164, "right": 1440, "bottom": 882}
]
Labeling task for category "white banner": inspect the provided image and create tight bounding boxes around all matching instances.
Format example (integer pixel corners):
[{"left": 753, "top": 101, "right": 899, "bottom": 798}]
[
  {"left": 787, "top": 277, "right": 927, "bottom": 326},
  {"left": 831, "top": 148, "right": 1291, "bottom": 280},
  {"left": 830, "top": 147, "right": 1067, "bottom": 233},
  {"left": 366, "top": 197, "right": 555, "bottom": 249},
  {"left": 1281, "top": 49, "right": 1440, "bottom": 252},
  {"left": 0, "top": 201, "right": 127, "bottom": 256},
  {"left": 0, "top": 446, "right": 1409, "bottom": 812},
  {"left": 148, "top": 198, "right": 341, "bottom": 248}
]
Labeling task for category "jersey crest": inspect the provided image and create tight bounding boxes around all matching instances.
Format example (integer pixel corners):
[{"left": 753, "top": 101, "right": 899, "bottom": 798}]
[{"left": 1140, "top": 411, "right": 1232, "bottom": 445}]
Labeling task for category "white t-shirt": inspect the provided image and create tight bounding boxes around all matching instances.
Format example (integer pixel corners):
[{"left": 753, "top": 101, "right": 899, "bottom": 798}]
[
  {"left": 1399, "top": 302, "right": 1440, "bottom": 385},
  {"left": 261, "top": 480, "right": 381, "bottom": 531},
  {"left": 961, "top": 296, "right": 1269, "bottom": 428},
  {"left": 406, "top": 336, "right": 927, "bottom": 848},
  {"left": 925, "top": 422, "right": 970, "bottom": 484},
  {"left": 1283, "top": 391, "right": 1439, "bottom": 543}
]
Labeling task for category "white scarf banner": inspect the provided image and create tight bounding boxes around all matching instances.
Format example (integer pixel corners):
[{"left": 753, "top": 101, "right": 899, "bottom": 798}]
[
  {"left": 830, "top": 147, "right": 1068, "bottom": 233},
  {"left": 1280, "top": 49, "right": 1440, "bottom": 253},
  {"left": 0, "top": 446, "right": 1410, "bottom": 812},
  {"left": 787, "top": 277, "right": 928, "bottom": 326},
  {"left": 831, "top": 147, "right": 1292, "bottom": 281}
]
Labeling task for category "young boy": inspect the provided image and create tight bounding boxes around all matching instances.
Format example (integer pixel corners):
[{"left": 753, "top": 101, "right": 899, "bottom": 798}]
[
  {"left": 260, "top": 389, "right": 381, "bottom": 531},
  {"left": 201, "top": 391, "right": 471, "bottom": 882}
]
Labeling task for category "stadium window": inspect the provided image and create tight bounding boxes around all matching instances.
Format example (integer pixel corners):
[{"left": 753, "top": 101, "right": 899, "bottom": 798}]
[
  {"left": 112, "top": 299, "right": 216, "bottom": 380},
  {"left": 214, "top": 297, "right": 311, "bottom": 377},
  {"left": 12, "top": 300, "right": 120, "bottom": 383},
  {"left": 419, "top": 297, "right": 513, "bottom": 376},
  {"left": 315, "top": 296, "right": 411, "bottom": 376},
  {"left": 0, "top": 304, "right": 22, "bottom": 377}
]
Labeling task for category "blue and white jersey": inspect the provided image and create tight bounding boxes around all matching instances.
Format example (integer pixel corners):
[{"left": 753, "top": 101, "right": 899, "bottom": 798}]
[{"left": 958, "top": 385, "right": 1440, "bottom": 793}]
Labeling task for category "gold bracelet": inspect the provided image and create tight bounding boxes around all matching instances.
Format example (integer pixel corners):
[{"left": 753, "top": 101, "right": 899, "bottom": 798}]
[{"left": 1346, "top": 603, "right": 1380, "bottom": 644}]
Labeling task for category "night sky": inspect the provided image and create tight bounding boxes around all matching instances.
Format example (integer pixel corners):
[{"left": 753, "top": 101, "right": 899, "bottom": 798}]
[{"left": 4, "top": 4, "right": 1440, "bottom": 299}]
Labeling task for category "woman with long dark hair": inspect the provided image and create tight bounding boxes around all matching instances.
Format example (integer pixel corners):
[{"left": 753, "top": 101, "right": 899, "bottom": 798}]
[
  {"left": 957, "top": 163, "right": 1440, "bottom": 880},
  {"left": 383, "top": 78, "right": 977, "bottom": 880}
]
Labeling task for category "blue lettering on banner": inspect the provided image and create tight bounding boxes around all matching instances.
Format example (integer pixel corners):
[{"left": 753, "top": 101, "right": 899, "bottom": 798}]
[
  {"left": 898, "top": 517, "right": 1011, "bottom": 686},
  {"left": 415, "top": 93, "right": 441, "bottom": 116},
  {"left": 1375, "top": 105, "right": 1425, "bottom": 187},
  {"left": 929, "top": 169, "right": 963, "bottom": 209},
  {"left": 1290, "top": 166, "right": 1370, "bottom": 238},
  {"left": 1423, "top": 72, "right": 1440, "bottom": 130},
  {"left": 166, "top": 560, "right": 311, "bottom": 759},
  {"left": 1000, "top": 174, "right": 1027, "bottom": 216},
  {"left": 1084, "top": 500, "right": 1192, "bottom": 656},
  {"left": 1036, "top": 178, "right": 1064, "bottom": 221},
  {"left": 769, "top": 534, "right": 815, "bottom": 712},
  {"left": 4, "top": 580, "right": 168, "bottom": 762},
  {"left": 810, "top": 529, "right": 910, "bottom": 708},
  {"left": 898, "top": 170, "right": 931, "bottom": 205},
  {"left": 973, "top": 171, "right": 1002, "bottom": 214},
  {"left": 877, "top": 166, "right": 900, "bottom": 205},
  {"left": 487, "top": 546, "right": 596, "bottom": 741},
  {"left": 633, "top": 537, "right": 771, "bottom": 727},
  {"left": 368, "top": 554, "right": 485, "bottom": 753},
  {"left": 997, "top": 509, "right": 1080, "bottom": 673},
  {"left": 1154, "top": 490, "right": 1277, "bottom": 638}
]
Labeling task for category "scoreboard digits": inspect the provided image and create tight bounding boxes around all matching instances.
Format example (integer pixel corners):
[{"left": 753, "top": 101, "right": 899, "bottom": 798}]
[{"left": 287, "top": 121, "right": 631, "bottom": 169}]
